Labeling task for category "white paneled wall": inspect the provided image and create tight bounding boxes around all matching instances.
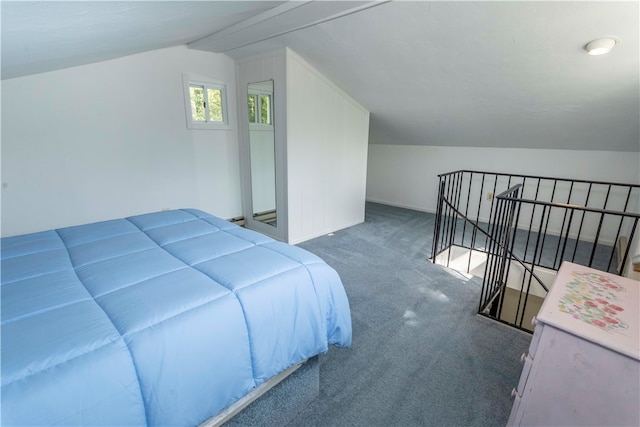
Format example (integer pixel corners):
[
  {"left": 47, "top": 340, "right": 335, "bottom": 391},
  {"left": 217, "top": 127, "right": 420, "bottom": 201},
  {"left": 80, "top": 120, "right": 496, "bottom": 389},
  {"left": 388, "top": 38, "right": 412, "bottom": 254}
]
[
  {"left": 1, "top": 46, "right": 242, "bottom": 237},
  {"left": 237, "top": 49, "right": 369, "bottom": 244},
  {"left": 366, "top": 144, "right": 640, "bottom": 214},
  {"left": 286, "top": 50, "right": 369, "bottom": 244}
]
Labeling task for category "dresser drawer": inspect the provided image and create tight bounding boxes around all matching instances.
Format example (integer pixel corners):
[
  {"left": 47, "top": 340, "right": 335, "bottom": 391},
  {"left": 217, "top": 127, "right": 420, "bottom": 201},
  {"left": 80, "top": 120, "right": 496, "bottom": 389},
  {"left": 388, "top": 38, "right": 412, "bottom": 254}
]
[
  {"left": 516, "top": 353, "right": 534, "bottom": 393},
  {"left": 506, "top": 389, "right": 521, "bottom": 427},
  {"left": 527, "top": 318, "right": 543, "bottom": 358}
]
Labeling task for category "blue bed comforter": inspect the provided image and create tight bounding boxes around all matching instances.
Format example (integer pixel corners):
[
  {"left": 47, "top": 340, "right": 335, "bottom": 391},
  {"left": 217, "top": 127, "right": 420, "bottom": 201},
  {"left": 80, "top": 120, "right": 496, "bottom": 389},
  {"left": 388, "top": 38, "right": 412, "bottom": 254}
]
[{"left": 1, "top": 209, "right": 351, "bottom": 426}]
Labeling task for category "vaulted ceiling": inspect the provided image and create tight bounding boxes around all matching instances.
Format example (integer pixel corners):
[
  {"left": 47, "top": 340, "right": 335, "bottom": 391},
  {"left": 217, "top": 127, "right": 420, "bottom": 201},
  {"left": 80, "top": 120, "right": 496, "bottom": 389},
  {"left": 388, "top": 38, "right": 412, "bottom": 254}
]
[{"left": 2, "top": 1, "right": 639, "bottom": 152}]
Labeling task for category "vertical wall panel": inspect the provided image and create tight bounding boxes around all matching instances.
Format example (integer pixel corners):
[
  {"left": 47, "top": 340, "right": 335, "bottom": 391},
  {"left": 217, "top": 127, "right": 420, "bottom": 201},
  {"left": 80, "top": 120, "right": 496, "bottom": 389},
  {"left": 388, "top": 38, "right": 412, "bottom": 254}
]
[
  {"left": 236, "top": 49, "right": 369, "bottom": 244},
  {"left": 286, "top": 50, "right": 369, "bottom": 244}
]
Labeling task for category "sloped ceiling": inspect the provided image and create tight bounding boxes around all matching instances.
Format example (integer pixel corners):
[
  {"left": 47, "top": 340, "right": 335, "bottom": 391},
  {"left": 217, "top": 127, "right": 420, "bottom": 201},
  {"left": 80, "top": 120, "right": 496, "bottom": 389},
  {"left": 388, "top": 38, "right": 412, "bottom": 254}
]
[
  {"left": 0, "top": 1, "right": 286, "bottom": 78},
  {"left": 2, "top": 1, "right": 639, "bottom": 152}
]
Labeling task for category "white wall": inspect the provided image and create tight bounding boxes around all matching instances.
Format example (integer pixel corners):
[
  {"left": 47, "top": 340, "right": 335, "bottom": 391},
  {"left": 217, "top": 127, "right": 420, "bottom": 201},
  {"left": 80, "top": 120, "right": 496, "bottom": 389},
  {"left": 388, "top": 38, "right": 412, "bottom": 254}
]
[
  {"left": 236, "top": 49, "right": 369, "bottom": 244},
  {"left": 1, "top": 46, "right": 242, "bottom": 237},
  {"left": 366, "top": 144, "right": 640, "bottom": 214},
  {"left": 287, "top": 50, "right": 370, "bottom": 244}
]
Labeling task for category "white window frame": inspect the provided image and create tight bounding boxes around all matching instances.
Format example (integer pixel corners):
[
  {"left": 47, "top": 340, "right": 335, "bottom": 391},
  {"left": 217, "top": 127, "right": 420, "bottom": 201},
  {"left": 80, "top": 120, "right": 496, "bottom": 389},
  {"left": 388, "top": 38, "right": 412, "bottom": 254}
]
[
  {"left": 182, "top": 73, "right": 230, "bottom": 130},
  {"left": 248, "top": 89, "right": 273, "bottom": 130}
]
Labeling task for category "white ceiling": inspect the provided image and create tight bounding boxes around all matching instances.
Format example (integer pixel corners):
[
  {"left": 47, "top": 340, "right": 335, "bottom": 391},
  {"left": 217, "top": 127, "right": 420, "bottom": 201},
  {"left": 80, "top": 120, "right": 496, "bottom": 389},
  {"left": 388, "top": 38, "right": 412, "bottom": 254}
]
[
  {"left": 2, "top": 1, "right": 639, "bottom": 152},
  {"left": 0, "top": 1, "right": 286, "bottom": 78}
]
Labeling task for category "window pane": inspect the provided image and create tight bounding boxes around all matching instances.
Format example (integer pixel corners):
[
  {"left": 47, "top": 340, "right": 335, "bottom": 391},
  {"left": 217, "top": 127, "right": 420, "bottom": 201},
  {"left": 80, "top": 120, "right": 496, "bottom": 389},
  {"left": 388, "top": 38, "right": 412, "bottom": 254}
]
[
  {"left": 248, "top": 94, "right": 257, "bottom": 123},
  {"left": 260, "top": 95, "right": 271, "bottom": 125},
  {"left": 189, "top": 86, "right": 206, "bottom": 122},
  {"left": 207, "top": 88, "right": 223, "bottom": 122}
]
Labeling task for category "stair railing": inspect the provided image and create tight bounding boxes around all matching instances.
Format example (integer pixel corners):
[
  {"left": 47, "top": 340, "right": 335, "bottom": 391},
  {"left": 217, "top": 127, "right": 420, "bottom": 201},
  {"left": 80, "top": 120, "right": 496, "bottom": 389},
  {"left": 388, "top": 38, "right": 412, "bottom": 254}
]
[{"left": 432, "top": 170, "right": 640, "bottom": 332}]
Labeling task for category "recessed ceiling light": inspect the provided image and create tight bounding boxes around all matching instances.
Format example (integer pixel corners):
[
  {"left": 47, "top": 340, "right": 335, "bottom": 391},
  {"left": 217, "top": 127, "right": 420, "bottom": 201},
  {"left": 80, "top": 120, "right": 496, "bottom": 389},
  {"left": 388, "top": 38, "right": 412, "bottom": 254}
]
[{"left": 585, "top": 38, "right": 618, "bottom": 56}]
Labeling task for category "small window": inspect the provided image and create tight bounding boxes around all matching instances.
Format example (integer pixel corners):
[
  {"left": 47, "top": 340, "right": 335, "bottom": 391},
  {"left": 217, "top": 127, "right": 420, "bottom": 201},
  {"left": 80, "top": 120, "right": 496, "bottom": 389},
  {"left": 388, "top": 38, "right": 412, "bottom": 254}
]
[
  {"left": 248, "top": 90, "right": 272, "bottom": 126},
  {"left": 182, "top": 73, "right": 229, "bottom": 130},
  {"left": 248, "top": 93, "right": 258, "bottom": 123}
]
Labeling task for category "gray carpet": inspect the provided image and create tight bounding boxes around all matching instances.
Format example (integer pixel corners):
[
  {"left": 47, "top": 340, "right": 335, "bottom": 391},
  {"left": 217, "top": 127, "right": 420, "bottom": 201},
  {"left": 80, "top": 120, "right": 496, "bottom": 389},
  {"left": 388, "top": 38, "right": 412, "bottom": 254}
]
[{"left": 288, "top": 202, "right": 532, "bottom": 427}]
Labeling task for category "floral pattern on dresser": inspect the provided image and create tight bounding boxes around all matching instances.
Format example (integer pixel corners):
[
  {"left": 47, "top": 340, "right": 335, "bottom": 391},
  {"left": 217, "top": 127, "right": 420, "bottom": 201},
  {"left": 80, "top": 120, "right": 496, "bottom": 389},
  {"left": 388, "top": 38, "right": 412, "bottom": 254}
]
[{"left": 557, "top": 270, "right": 628, "bottom": 332}]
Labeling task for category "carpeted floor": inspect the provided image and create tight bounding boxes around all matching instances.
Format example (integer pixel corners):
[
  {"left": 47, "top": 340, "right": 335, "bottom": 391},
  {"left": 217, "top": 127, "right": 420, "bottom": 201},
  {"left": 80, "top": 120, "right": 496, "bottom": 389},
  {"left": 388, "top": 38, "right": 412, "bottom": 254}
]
[{"left": 288, "top": 202, "right": 532, "bottom": 427}]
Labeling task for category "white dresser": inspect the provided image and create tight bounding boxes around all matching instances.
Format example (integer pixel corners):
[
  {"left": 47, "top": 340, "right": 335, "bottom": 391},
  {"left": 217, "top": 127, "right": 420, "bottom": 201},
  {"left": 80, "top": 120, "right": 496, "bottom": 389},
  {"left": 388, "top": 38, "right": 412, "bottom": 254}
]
[{"left": 507, "top": 262, "right": 639, "bottom": 426}]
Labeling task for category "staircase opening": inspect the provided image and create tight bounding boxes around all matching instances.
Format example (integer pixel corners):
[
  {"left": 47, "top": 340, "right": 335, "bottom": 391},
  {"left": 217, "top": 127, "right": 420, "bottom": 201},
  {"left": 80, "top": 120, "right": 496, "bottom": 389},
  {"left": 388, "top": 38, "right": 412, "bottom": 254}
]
[{"left": 431, "top": 170, "right": 640, "bottom": 332}]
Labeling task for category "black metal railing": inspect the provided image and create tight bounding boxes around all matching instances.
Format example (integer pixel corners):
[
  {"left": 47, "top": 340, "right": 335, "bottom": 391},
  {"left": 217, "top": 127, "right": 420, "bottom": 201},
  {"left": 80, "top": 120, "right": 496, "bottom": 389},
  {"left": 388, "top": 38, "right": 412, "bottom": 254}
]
[{"left": 432, "top": 170, "right": 640, "bottom": 332}]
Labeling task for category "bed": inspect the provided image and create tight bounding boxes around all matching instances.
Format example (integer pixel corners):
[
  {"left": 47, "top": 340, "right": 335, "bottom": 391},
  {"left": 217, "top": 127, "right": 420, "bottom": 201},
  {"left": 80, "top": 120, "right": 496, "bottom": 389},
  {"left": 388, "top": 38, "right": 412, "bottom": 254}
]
[{"left": 1, "top": 208, "right": 352, "bottom": 426}]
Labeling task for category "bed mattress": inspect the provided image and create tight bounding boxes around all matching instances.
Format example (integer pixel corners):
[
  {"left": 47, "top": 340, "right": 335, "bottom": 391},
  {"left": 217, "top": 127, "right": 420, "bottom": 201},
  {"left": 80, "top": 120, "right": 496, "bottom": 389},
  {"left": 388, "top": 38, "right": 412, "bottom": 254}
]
[{"left": 1, "top": 209, "right": 351, "bottom": 426}]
